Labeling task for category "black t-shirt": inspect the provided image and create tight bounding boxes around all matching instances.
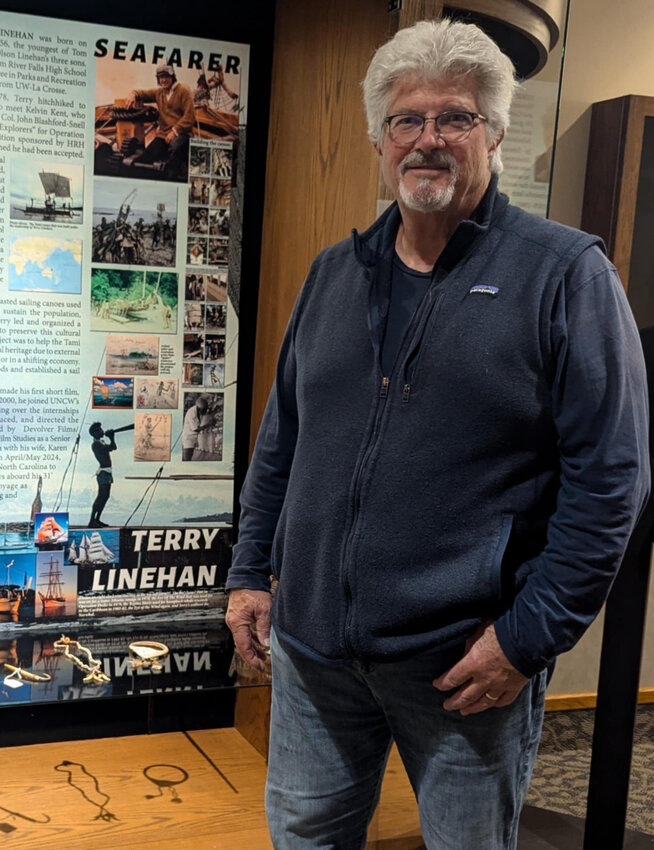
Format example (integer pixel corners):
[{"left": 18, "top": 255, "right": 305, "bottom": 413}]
[{"left": 381, "top": 252, "right": 432, "bottom": 376}]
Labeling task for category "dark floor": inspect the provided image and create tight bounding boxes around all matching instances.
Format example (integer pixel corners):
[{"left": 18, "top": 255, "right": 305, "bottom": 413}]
[
  {"left": 526, "top": 705, "right": 654, "bottom": 835},
  {"left": 519, "top": 806, "right": 654, "bottom": 849},
  {"left": 519, "top": 704, "right": 654, "bottom": 849}
]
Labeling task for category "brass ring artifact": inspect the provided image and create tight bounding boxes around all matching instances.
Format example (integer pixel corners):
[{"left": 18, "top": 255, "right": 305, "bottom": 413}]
[{"left": 129, "top": 640, "right": 169, "bottom": 673}]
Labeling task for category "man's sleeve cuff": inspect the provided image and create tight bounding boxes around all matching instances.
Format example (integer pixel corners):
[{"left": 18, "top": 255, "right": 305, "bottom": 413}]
[
  {"left": 225, "top": 571, "right": 271, "bottom": 594},
  {"left": 494, "top": 616, "right": 549, "bottom": 679}
]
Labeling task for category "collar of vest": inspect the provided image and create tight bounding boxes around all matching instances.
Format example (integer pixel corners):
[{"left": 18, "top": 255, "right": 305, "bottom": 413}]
[{"left": 351, "top": 174, "right": 508, "bottom": 271}]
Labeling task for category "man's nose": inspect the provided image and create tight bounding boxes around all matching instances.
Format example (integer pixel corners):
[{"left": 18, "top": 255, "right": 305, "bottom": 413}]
[{"left": 415, "top": 118, "right": 447, "bottom": 149}]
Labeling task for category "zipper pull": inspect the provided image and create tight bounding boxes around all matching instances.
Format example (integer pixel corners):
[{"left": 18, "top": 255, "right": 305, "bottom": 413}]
[
  {"left": 380, "top": 376, "right": 389, "bottom": 398},
  {"left": 402, "top": 383, "right": 411, "bottom": 403}
]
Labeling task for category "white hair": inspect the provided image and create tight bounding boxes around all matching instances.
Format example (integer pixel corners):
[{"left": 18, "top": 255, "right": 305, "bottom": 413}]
[{"left": 362, "top": 18, "right": 517, "bottom": 174}]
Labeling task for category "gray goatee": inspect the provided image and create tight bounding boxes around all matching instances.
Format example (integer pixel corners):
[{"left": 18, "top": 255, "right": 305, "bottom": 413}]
[{"left": 398, "top": 151, "right": 459, "bottom": 212}]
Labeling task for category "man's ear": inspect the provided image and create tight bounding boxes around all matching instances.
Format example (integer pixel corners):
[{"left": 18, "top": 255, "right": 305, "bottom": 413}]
[
  {"left": 373, "top": 141, "right": 382, "bottom": 157},
  {"left": 489, "top": 129, "right": 504, "bottom": 159}
]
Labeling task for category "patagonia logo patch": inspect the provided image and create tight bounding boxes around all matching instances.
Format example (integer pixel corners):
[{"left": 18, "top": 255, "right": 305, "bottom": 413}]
[{"left": 469, "top": 284, "right": 499, "bottom": 296}]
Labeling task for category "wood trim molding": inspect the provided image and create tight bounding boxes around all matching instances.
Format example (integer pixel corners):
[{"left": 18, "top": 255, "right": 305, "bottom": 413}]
[{"left": 545, "top": 687, "right": 654, "bottom": 712}]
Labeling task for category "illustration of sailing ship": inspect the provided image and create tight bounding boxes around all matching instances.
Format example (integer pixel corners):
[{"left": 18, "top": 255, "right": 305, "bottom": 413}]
[
  {"left": 23, "top": 170, "right": 81, "bottom": 219},
  {"left": 68, "top": 532, "right": 115, "bottom": 566},
  {"left": 38, "top": 555, "right": 66, "bottom": 611}
]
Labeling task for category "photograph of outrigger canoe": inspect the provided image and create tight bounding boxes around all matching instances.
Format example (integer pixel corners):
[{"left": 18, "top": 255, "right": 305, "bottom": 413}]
[{"left": 10, "top": 160, "right": 84, "bottom": 223}]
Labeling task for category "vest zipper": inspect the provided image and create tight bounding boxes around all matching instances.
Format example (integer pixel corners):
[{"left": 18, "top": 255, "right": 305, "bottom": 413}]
[
  {"left": 341, "top": 373, "right": 390, "bottom": 656},
  {"left": 400, "top": 289, "right": 446, "bottom": 403}
]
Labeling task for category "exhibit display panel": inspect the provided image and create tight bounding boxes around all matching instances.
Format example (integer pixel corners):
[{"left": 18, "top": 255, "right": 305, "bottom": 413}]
[{"left": 0, "top": 11, "right": 254, "bottom": 658}]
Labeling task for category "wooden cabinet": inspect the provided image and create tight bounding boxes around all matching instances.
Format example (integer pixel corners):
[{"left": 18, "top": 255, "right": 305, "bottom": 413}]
[{"left": 582, "top": 94, "right": 654, "bottom": 328}]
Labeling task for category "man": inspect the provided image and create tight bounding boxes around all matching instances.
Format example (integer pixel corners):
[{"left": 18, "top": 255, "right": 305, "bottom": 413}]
[
  {"left": 126, "top": 64, "right": 194, "bottom": 180},
  {"left": 181, "top": 394, "right": 208, "bottom": 460},
  {"left": 88, "top": 422, "right": 117, "bottom": 528},
  {"left": 163, "top": 218, "right": 173, "bottom": 246},
  {"left": 207, "top": 63, "right": 239, "bottom": 113},
  {"left": 226, "top": 19, "right": 649, "bottom": 849},
  {"left": 162, "top": 301, "right": 173, "bottom": 330}
]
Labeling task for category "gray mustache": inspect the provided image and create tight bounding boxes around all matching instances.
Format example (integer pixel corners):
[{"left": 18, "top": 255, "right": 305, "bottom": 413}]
[{"left": 399, "top": 152, "right": 457, "bottom": 174}]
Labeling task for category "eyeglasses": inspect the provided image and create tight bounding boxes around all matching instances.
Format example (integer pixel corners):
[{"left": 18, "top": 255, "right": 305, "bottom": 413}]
[{"left": 384, "top": 111, "right": 487, "bottom": 145}]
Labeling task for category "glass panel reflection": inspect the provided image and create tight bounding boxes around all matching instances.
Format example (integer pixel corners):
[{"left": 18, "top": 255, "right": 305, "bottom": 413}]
[{"left": 1, "top": 619, "right": 269, "bottom": 707}]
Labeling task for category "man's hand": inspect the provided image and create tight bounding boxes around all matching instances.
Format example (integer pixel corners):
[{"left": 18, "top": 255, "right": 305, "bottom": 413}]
[
  {"left": 432, "top": 622, "right": 528, "bottom": 715},
  {"left": 126, "top": 91, "right": 138, "bottom": 108},
  {"left": 165, "top": 129, "right": 176, "bottom": 144},
  {"left": 225, "top": 589, "right": 272, "bottom": 672}
]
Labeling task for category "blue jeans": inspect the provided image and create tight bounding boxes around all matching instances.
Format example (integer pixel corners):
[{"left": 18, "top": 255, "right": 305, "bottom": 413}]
[{"left": 266, "top": 628, "right": 546, "bottom": 849}]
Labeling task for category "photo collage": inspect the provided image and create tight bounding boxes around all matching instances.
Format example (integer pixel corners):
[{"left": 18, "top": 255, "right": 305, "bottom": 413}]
[
  {"left": 184, "top": 141, "right": 230, "bottom": 400},
  {"left": 90, "top": 53, "right": 239, "bottom": 470}
]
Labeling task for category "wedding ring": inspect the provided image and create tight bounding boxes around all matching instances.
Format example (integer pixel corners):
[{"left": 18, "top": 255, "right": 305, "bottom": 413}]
[{"left": 485, "top": 691, "right": 500, "bottom": 701}]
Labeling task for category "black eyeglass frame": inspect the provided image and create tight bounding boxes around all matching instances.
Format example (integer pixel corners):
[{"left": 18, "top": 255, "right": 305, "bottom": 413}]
[{"left": 383, "top": 110, "right": 488, "bottom": 144}]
